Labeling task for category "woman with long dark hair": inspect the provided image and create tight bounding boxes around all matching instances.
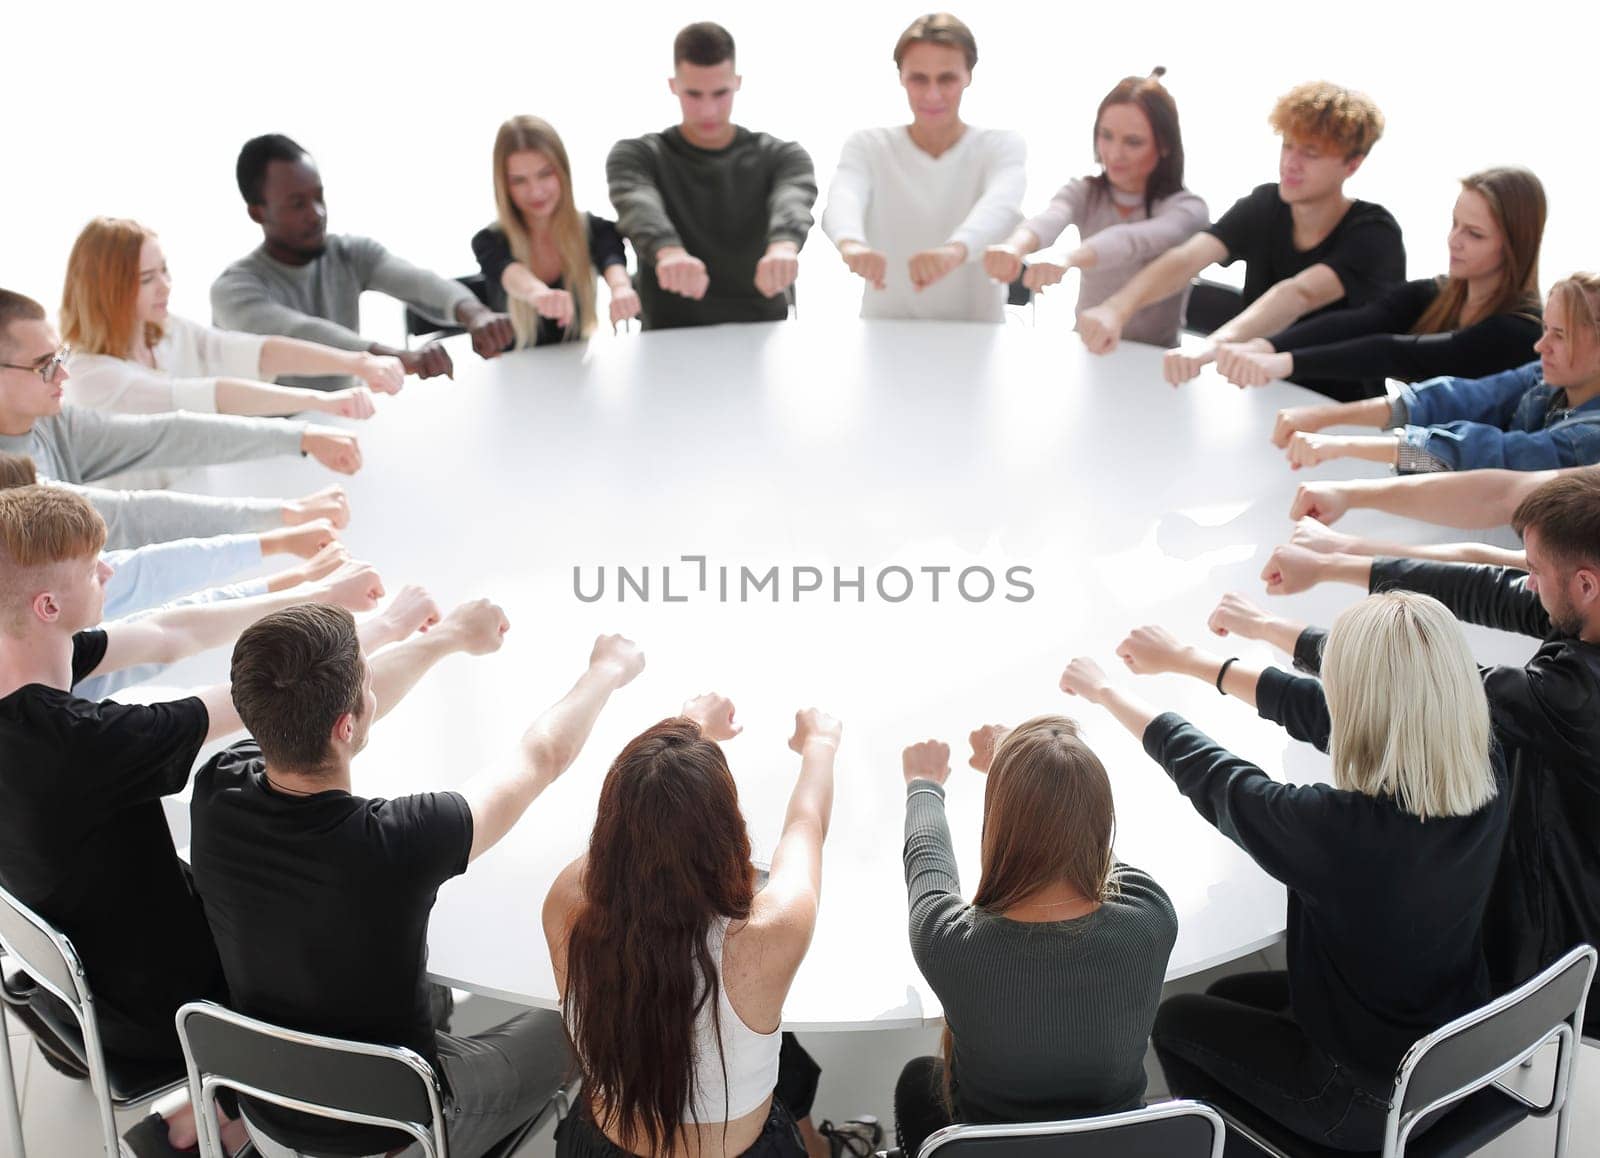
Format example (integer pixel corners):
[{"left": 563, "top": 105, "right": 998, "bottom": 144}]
[
  {"left": 892, "top": 718, "right": 1177, "bottom": 1157},
  {"left": 983, "top": 70, "right": 1208, "bottom": 346},
  {"left": 543, "top": 695, "right": 844, "bottom": 1158}
]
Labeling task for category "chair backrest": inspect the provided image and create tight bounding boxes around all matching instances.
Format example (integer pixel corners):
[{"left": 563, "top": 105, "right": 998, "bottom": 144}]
[
  {"left": 175, "top": 1001, "right": 447, "bottom": 1157},
  {"left": 0, "top": 882, "right": 88, "bottom": 1017},
  {"left": 1396, "top": 944, "right": 1597, "bottom": 1124},
  {"left": 918, "top": 1100, "right": 1224, "bottom": 1158}
]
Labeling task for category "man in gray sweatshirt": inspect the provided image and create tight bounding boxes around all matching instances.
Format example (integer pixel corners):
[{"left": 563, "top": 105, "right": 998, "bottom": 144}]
[
  {"left": 0, "top": 290, "right": 360, "bottom": 549},
  {"left": 212, "top": 135, "right": 515, "bottom": 388}
]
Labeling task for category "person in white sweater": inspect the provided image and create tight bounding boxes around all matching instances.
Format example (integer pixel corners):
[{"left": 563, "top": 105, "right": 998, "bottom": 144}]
[
  {"left": 821, "top": 13, "right": 1025, "bottom": 323},
  {"left": 61, "top": 217, "right": 404, "bottom": 417},
  {"left": 982, "top": 70, "right": 1208, "bottom": 347}
]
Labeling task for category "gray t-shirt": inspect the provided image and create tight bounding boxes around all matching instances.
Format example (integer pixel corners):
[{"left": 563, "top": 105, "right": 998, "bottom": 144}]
[
  {"left": 904, "top": 780, "right": 1177, "bottom": 1123},
  {"left": 211, "top": 234, "right": 475, "bottom": 387}
]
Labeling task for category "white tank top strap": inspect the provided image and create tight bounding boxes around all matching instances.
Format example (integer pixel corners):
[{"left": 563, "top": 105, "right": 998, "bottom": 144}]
[{"left": 685, "top": 916, "right": 783, "bottom": 1125}]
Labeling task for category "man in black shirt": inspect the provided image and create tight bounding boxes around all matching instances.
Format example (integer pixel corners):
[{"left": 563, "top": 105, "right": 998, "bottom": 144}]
[
  {"left": 189, "top": 601, "right": 643, "bottom": 1158},
  {"left": 606, "top": 22, "right": 817, "bottom": 330},
  {"left": 0, "top": 484, "right": 393, "bottom": 1154},
  {"left": 1246, "top": 470, "right": 1600, "bottom": 1032},
  {"left": 1077, "top": 80, "right": 1405, "bottom": 395}
]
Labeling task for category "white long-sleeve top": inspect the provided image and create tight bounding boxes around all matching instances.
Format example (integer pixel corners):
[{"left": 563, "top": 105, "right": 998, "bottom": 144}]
[
  {"left": 822, "top": 125, "right": 1026, "bottom": 323},
  {"left": 65, "top": 315, "right": 266, "bottom": 414}
]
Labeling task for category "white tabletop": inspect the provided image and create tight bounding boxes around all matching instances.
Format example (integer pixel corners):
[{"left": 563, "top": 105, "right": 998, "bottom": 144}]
[{"left": 162, "top": 317, "right": 1537, "bottom": 1031}]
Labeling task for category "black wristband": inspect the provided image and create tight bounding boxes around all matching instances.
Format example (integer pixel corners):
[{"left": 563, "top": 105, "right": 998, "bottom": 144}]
[{"left": 1216, "top": 656, "right": 1240, "bottom": 694}]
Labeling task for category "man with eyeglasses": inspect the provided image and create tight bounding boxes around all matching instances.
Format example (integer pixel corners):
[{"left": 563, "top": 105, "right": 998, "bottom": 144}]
[{"left": 0, "top": 289, "right": 362, "bottom": 548}]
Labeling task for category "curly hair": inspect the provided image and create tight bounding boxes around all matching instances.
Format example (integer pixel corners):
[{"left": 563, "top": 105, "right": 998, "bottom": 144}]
[{"left": 1269, "top": 81, "right": 1384, "bottom": 159}]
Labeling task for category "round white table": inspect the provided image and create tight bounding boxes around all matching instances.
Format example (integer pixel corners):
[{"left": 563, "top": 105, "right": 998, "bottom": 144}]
[{"left": 166, "top": 316, "right": 1536, "bottom": 1031}]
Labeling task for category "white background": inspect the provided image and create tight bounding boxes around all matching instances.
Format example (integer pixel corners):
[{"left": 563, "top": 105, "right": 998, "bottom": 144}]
[{"left": 5, "top": 0, "right": 1598, "bottom": 335}]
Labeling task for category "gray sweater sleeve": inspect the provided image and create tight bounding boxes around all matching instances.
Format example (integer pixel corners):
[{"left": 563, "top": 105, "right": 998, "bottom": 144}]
[
  {"left": 348, "top": 236, "right": 474, "bottom": 327},
  {"left": 606, "top": 137, "right": 683, "bottom": 263},
  {"left": 210, "top": 262, "right": 372, "bottom": 351},
  {"left": 765, "top": 139, "right": 818, "bottom": 250},
  {"left": 903, "top": 779, "right": 967, "bottom": 985},
  {"left": 61, "top": 407, "right": 306, "bottom": 482},
  {"left": 70, "top": 485, "right": 285, "bottom": 550}
]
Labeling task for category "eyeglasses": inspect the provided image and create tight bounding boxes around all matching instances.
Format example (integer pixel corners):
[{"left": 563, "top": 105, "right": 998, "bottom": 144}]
[{"left": 0, "top": 345, "right": 71, "bottom": 381}]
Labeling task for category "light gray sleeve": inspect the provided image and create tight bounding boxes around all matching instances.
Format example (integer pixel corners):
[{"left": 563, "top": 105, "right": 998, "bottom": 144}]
[
  {"left": 1019, "top": 178, "right": 1090, "bottom": 250},
  {"left": 61, "top": 406, "right": 306, "bottom": 482},
  {"left": 69, "top": 485, "right": 285, "bottom": 551},
  {"left": 211, "top": 263, "right": 372, "bottom": 351},
  {"left": 349, "top": 236, "right": 474, "bottom": 327},
  {"left": 1081, "top": 189, "right": 1210, "bottom": 269}
]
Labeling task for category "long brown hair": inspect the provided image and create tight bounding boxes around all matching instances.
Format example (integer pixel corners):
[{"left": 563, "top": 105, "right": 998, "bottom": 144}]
[
  {"left": 939, "top": 716, "right": 1117, "bottom": 1103},
  {"left": 60, "top": 217, "right": 160, "bottom": 357},
  {"left": 491, "top": 116, "right": 596, "bottom": 345},
  {"left": 1088, "top": 68, "right": 1186, "bottom": 216},
  {"left": 1414, "top": 166, "right": 1546, "bottom": 335},
  {"left": 563, "top": 718, "right": 756, "bottom": 1157}
]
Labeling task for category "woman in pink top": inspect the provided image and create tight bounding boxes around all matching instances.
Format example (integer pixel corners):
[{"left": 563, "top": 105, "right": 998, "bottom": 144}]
[{"left": 984, "top": 70, "right": 1208, "bottom": 347}]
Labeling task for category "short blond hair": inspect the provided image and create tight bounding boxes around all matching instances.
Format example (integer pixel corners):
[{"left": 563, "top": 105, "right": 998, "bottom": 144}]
[
  {"left": 1322, "top": 592, "right": 1495, "bottom": 819},
  {"left": 0, "top": 486, "right": 107, "bottom": 634},
  {"left": 1269, "top": 81, "right": 1384, "bottom": 159}
]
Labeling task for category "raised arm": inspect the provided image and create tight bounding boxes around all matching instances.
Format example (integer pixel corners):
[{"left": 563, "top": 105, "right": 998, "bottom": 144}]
[
  {"left": 92, "top": 560, "right": 386, "bottom": 676},
  {"left": 257, "top": 336, "right": 405, "bottom": 395},
  {"left": 1211, "top": 262, "right": 1348, "bottom": 345},
  {"left": 460, "top": 633, "right": 644, "bottom": 862},
  {"left": 1287, "top": 515, "right": 1527, "bottom": 569},
  {"left": 754, "top": 708, "right": 843, "bottom": 948}
]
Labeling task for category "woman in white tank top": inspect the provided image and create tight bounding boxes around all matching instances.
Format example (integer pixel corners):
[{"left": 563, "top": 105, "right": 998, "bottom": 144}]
[{"left": 544, "top": 695, "right": 841, "bottom": 1158}]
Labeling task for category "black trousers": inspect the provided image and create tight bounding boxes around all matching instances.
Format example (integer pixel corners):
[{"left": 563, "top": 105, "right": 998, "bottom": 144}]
[{"left": 1152, "top": 971, "right": 1394, "bottom": 1152}]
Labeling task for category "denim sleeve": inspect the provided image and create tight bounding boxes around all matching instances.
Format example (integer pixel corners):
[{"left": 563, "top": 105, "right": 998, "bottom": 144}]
[
  {"left": 1402, "top": 420, "right": 1599, "bottom": 471},
  {"left": 1398, "top": 362, "right": 1541, "bottom": 428}
]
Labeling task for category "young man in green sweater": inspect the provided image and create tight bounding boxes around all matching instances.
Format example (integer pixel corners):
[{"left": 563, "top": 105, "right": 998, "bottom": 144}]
[{"left": 606, "top": 22, "right": 817, "bottom": 331}]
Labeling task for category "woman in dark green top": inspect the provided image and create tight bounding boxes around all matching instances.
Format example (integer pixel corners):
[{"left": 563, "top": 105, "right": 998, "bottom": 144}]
[{"left": 895, "top": 718, "right": 1177, "bottom": 1157}]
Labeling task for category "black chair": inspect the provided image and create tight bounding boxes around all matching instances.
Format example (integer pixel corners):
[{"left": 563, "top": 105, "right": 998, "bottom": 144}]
[
  {"left": 402, "top": 273, "right": 494, "bottom": 346},
  {"left": 915, "top": 1100, "right": 1224, "bottom": 1158},
  {"left": 176, "top": 1000, "right": 567, "bottom": 1158},
  {"left": 1218, "top": 943, "right": 1596, "bottom": 1158},
  {"left": 0, "top": 882, "right": 188, "bottom": 1157},
  {"left": 1182, "top": 278, "right": 1245, "bottom": 336}
]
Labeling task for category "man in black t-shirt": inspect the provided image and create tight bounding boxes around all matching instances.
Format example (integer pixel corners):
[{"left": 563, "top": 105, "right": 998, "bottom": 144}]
[
  {"left": 189, "top": 601, "right": 643, "bottom": 1158},
  {"left": 0, "top": 485, "right": 393, "bottom": 1155},
  {"left": 1077, "top": 80, "right": 1405, "bottom": 395}
]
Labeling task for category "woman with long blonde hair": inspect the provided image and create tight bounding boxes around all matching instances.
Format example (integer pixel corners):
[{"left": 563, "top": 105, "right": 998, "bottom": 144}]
[
  {"left": 60, "top": 217, "right": 400, "bottom": 416},
  {"left": 893, "top": 718, "right": 1176, "bottom": 1157},
  {"left": 1061, "top": 590, "right": 1509, "bottom": 1151},
  {"left": 474, "top": 116, "right": 639, "bottom": 348}
]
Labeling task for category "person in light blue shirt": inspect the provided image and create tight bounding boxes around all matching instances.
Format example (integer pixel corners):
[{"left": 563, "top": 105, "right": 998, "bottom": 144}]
[{"left": 1272, "top": 273, "right": 1600, "bottom": 472}]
